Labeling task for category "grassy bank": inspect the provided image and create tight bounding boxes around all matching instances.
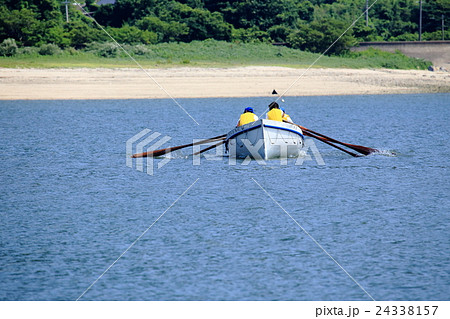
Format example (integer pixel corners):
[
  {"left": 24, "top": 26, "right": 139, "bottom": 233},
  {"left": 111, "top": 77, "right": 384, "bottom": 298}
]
[{"left": 0, "top": 40, "right": 431, "bottom": 70}]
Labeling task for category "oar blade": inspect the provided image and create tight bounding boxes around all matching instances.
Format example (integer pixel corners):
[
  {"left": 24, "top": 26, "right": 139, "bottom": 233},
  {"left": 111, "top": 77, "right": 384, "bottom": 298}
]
[
  {"left": 131, "top": 148, "right": 170, "bottom": 158},
  {"left": 344, "top": 143, "right": 378, "bottom": 155}
]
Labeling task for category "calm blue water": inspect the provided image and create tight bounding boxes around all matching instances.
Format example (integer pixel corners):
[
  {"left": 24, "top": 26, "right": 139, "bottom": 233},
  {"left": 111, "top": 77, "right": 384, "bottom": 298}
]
[{"left": 0, "top": 94, "right": 449, "bottom": 301}]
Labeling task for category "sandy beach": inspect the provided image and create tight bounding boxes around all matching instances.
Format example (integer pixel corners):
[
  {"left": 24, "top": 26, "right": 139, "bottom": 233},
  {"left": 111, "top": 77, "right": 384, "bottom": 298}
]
[{"left": 0, "top": 66, "right": 449, "bottom": 100}]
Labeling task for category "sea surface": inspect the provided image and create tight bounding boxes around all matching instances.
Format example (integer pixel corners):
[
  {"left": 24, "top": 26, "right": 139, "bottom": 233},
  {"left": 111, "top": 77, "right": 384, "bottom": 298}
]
[{"left": 0, "top": 94, "right": 449, "bottom": 301}]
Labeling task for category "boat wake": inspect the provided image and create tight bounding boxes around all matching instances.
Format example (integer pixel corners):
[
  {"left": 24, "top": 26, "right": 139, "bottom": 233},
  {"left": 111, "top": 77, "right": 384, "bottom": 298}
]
[
  {"left": 370, "top": 149, "right": 397, "bottom": 157},
  {"left": 161, "top": 150, "right": 191, "bottom": 159},
  {"left": 155, "top": 148, "right": 398, "bottom": 160}
]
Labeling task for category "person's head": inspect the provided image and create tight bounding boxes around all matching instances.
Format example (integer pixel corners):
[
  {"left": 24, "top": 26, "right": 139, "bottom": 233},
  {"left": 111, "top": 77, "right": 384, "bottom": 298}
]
[
  {"left": 269, "top": 102, "right": 279, "bottom": 110},
  {"left": 281, "top": 108, "right": 285, "bottom": 114},
  {"left": 244, "top": 107, "right": 254, "bottom": 113}
]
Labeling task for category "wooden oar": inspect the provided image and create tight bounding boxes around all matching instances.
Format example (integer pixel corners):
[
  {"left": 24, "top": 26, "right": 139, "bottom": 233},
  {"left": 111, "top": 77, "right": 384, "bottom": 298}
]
[
  {"left": 287, "top": 122, "right": 377, "bottom": 156},
  {"left": 192, "top": 140, "right": 226, "bottom": 156},
  {"left": 298, "top": 125, "right": 378, "bottom": 156},
  {"left": 302, "top": 130, "right": 360, "bottom": 157},
  {"left": 132, "top": 134, "right": 226, "bottom": 158}
]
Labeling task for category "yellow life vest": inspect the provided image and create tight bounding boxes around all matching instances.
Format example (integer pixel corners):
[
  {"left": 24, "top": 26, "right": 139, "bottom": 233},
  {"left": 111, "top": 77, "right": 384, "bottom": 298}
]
[
  {"left": 238, "top": 112, "right": 257, "bottom": 126},
  {"left": 267, "top": 108, "right": 283, "bottom": 121}
]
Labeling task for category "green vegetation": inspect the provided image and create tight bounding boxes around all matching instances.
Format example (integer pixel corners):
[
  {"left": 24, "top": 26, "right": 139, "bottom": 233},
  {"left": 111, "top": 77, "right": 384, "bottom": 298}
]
[
  {"left": 0, "top": 40, "right": 430, "bottom": 70},
  {"left": 0, "top": 0, "right": 445, "bottom": 69}
]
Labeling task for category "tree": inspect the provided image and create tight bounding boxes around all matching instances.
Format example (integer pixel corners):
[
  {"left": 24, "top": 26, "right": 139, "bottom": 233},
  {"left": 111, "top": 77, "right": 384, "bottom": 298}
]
[
  {"left": 0, "top": 7, "right": 42, "bottom": 45},
  {"left": 0, "top": 0, "right": 62, "bottom": 21},
  {"left": 371, "top": 0, "right": 418, "bottom": 40},
  {"left": 136, "top": 16, "right": 188, "bottom": 42},
  {"left": 287, "top": 18, "right": 356, "bottom": 55},
  {"left": 297, "top": 0, "right": 315, "bottom": 22},
  {"left": 65, "top": 20, "right": 105, "bottom": 48},
  {"left": 268, "top": 25, "right": 292, "bottom": 43},
  {"left": 1, "top": 0, "right": 446, "bottom": 53},
  {"left": 164, "top": 2, "right": 232, "bottom": 41},
  {"left": 422, "top": 0, "right": 450, "bottom": 36}
]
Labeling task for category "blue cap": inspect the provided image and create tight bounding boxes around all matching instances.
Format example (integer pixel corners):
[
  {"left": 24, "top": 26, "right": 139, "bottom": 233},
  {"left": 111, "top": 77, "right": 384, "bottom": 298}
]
[
  {"left": 281, "top": 108, "right": 285, "bottom": 112},
  {"left": 244, "top": 107, "right": 253, "bottom": 113}
]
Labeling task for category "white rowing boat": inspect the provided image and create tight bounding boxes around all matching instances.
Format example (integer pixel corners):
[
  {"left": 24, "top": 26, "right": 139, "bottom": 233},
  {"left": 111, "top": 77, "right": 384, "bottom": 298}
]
[{"left": 225, "top": 119, "right": 304, "bottom": 159}]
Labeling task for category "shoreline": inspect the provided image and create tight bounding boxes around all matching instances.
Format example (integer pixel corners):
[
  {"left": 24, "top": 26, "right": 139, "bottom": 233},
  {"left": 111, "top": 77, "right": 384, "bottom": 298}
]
[{"left": 1, "top": 66, "right": 449, "bottom": 100}]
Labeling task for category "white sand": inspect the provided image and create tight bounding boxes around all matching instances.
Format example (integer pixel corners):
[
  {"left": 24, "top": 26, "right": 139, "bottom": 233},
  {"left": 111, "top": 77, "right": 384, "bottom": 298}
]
[{"left": 0, "top": 66, "right": 449, "bottom": 100}]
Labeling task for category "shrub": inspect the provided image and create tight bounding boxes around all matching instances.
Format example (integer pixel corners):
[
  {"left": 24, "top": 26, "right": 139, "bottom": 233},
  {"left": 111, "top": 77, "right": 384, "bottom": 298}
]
[
  {"left": 85, "top": 42, "right": 119, "bottom": 57},
  {"left": 107, "top": 26, "right": 158, "bottom": 45},
  {"left": 132, "top": 44, "right": 152, "bottom": 56},
  {"left": 98, "top": 43, "right": 119, "bottom": 57},
  {"left": 422, "top": 30, "right": 450, "bottom": 41},
  {"left": 231, "top": 27, "right": 269, "bottom": 43},
  {"left": 38, "top": 43, "right": 61, "bottom": 55},
  {"left": 390, "top": 33, "right": 419, "bottom": 41},
  {"left": 65, "top": 47, "right": 79, "bottom": 55},
  {"left": 347, "top": 48, "right": 431, "bottom": 70},
  {"left": 17, "top": 46, "right": 39, "bottom": 55},
  {"left": 0, "top": 38, "right": 18, "bottom": 56}
]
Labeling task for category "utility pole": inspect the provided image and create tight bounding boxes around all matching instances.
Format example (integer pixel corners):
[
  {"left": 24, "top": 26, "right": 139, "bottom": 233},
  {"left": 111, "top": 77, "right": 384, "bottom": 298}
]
[
  {"left": 419, "top": 0, "right": 423, "bottom": 41},
  {"left": 365, "top": 0, "right": 369, "bottom": 27},
  {"left": 443, "top": 14, "right": 445, "bottom": 41},
  {"left": 63, "top": 0, "right": 69, "bottom": 23}
]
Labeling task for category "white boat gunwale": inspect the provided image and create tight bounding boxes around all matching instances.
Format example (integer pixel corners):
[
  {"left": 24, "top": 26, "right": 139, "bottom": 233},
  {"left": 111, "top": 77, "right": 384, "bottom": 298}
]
[{"left": 226, "top": 120, "right": 304, "bottom": 141}]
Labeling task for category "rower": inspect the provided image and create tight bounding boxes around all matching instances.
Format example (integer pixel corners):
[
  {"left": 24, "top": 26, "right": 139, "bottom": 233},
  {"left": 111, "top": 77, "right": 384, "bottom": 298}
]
[
  {"left": 267, "top": 102, "right": 283, "bottom": 121},
  {"left": 237, "top": 107, "right": 258, "bottom": 126},
  {"left": 281, "top": 108, "right": 294, "bottom": 123}
]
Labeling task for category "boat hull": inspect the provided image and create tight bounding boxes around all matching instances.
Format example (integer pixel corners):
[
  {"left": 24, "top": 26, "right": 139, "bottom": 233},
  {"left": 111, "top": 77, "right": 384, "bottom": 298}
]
[{"left": 225, "top": 119, "right": 304, "bottom": 159}]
